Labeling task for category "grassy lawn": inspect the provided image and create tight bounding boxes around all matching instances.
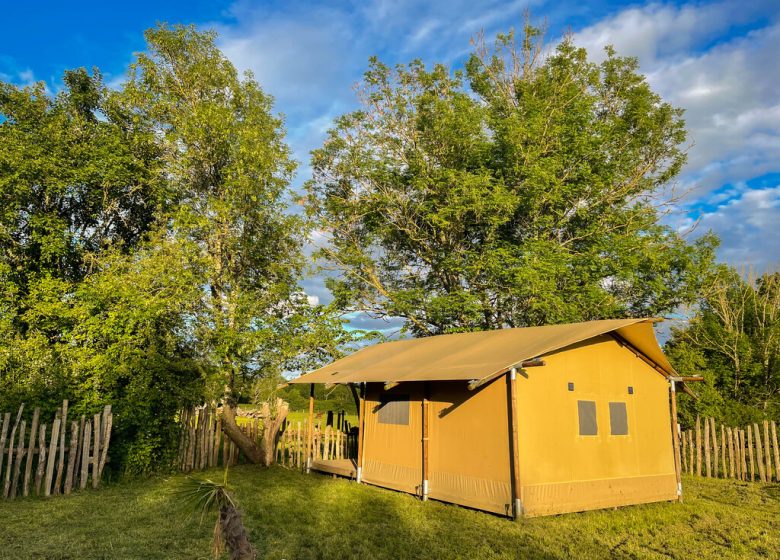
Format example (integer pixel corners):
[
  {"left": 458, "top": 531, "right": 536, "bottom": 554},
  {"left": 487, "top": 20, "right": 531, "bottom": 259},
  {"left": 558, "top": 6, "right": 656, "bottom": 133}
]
[{"left": 1, "top": 468, "right": 778, "bottom": 559}]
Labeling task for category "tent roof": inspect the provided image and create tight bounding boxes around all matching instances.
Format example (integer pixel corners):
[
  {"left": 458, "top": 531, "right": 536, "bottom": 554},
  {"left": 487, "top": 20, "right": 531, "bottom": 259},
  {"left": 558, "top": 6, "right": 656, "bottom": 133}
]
[{"left": 290, "top": 318, "right": 677, "bottom": 385}]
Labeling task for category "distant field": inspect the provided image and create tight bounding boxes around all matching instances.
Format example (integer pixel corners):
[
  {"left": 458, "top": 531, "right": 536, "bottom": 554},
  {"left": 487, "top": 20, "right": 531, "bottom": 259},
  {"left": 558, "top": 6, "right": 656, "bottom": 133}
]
[
  {"left": 237, "top": 408, "right": 358, "bottom": 429},
  {"left": 1, "top": 469, "right": 778, "bottom": 559}
]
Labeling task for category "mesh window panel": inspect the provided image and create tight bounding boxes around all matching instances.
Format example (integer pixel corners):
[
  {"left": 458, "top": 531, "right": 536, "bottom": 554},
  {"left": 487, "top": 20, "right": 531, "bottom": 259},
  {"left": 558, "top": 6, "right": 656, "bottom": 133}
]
[
  {"left": 577, "top": 400, "right": 598, "bottom": 436},
  {"left": 378, "top": 396, "right": 410, "bottom": 425},
  {"left": 609, "top": 402, "right": 629, "bottom": 435}
]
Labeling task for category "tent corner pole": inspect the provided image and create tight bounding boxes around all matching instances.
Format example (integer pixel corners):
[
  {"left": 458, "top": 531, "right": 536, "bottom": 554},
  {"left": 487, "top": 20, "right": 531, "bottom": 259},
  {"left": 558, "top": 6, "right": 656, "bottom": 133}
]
[
  {"left": 670, "top": 379, "right": 683, "bottom": 502},
  {"left": 508, "top": 367, "right": 524, "bottom": 520},
  {"left": 422, "top": 382, "right": 430, "bottom": 501},
  {"left": 356, "top": 382, "right": 366, "bottom": 483}
]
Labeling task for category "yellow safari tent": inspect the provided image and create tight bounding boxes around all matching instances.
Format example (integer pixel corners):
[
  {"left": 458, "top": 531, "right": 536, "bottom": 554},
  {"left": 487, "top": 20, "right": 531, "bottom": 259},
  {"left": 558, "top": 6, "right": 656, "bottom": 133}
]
[{"left": 289, "top": 318, "right": 698, "bottom": 518}]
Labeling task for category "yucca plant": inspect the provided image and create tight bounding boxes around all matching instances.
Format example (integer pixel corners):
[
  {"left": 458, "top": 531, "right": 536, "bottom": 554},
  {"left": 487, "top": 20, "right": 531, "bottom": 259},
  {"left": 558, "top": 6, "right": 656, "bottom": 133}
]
[{"left": 177, "top": 470, "right": 256, "bottom": 560}]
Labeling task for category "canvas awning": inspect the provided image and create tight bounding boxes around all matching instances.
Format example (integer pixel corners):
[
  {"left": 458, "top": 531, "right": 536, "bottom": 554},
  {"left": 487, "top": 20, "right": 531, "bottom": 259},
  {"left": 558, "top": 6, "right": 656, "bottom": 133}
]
[{"left": 289, "top": 318, "right": 677, "bottom": 386}]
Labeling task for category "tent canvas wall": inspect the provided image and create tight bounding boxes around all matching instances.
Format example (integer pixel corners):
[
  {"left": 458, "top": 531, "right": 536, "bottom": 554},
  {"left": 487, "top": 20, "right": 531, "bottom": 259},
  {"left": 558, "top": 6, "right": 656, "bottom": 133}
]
[{"left": 290, "top": 319, "right": 688, "bottom": 517}]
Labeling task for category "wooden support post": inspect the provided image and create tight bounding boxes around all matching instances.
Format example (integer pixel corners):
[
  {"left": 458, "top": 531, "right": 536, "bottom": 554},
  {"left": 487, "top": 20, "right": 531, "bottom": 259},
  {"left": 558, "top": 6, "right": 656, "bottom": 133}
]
[
  {"left": 689, "top": 431, "right": 694, "bottom": 475},
  {"left": 681, "top": 428, "right": 688, "bottom": 473},
  {"left": 34, "top": 425, "right": 46, "bottom": 495},
  {"left": 754, "top": 423, "right": 766, "bottom": 483},
  {"left": 740, "top": 430, "right": 748, "bottom": 481},
  {"left": 98, "top": 407, "right": 112, "bottom": 478},
  {"left": 64, "top": 421, "right": 78, "bottom": 494},
  {"left": 422, "top": 383, "right": 430, "bottom": 501},
  {"left": 748, "top": 427, "right": 755, "bottom": 481},
  {"left": 710, "top": 418, "right": 719, "bottom": 479},
  {"left": 23, "top": 408, "right": 40, "bottom": 497},
  {"left": 356, "top": 383, "right": 367, "bottom": 483},
  {"left": 670, "top": 381, "right": 682, "bottom": 500},
  {"left": 92, "top": 413, "right": 101, "bottom": 489},
  {"left": 4, "top": 404, "right": 24, "bottom": 498},
  {"left": 79, "top": 420, "right": 90, "bottom": 490},
  {"left": 45, "top": 417, "right": 61, "bottom": 496},
  {"left": 297, "top": 421, "right": 302, "bottom": 470},
  {"left": 306, "top": 384, "right": 315, "bottom": 473},
  {"left": 10, "top": 420, "right": 26, "bottom": 499},
  {"left": 763, "top": 421, "right": 773, "bottom": 482},
  {"left": 695, "top": 415, "right": 702, "bottom": 477},
  {"left": 54, "top": 400, "right": 68, "bottom": 494},
  {"left": 726, "top": 427, "right": 735, "bottom": 478},
  {"left": 720, "top": 425, "right": 726, "bottom": 477},
  {"left": 0, "top": 413, "right": 9, "bottom": 486},
  {"left": 772, "top": 421, "right": 780, "bottom": 483},
  {"left": 508, "top": 368, "right": 523, "bottom": 518},
  {"left": 704, "top": 418, "right": 711, "bottom": 477},
  {"left": 75, "top": 416, "right": 85, "bottom": 483}
]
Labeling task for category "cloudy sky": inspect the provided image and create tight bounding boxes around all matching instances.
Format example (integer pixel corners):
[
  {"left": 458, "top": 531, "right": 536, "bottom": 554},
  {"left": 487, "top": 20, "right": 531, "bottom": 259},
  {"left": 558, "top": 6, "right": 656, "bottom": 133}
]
[{"left": 2, "top": 0, "right": 779, "bottom": 332}]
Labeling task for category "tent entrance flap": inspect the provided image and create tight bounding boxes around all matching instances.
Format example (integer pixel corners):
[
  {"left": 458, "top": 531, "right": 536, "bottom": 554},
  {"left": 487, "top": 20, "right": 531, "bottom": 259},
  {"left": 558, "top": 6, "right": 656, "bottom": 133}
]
[{"left": 361, "top": 383, "right": 423, "bottom": 494}]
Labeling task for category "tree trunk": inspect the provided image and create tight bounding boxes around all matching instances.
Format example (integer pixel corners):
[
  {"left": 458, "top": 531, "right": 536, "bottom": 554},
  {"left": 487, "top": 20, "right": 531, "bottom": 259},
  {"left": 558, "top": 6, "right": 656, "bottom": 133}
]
[
  {"left": 258, "top": 399, "right": 288, "bottom": 466},
  {"left": 221, "top": 405, "right": 263, "bottom": 465},
  {"left": 220, "top": 399, "right": 289, "bottom": 467},
  {"left": 219, "top": 503, "right": 256, "bottom": 560}
]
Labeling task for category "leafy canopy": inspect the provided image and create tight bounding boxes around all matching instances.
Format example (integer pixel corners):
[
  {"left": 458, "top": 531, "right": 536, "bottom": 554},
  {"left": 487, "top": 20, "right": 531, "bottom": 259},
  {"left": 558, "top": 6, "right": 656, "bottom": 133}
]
[
  {"left": 307, "top": 25, "right": 717, "bottom": 335},
  {"left": 0, "top": 25, "right": 356, "bottom": 472}
]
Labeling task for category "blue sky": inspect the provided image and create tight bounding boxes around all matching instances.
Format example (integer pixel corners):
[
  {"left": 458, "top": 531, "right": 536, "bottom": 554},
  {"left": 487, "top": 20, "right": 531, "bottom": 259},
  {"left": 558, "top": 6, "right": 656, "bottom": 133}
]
[{"left": 2, "top": 0, "right": 780, "bottom": 332}]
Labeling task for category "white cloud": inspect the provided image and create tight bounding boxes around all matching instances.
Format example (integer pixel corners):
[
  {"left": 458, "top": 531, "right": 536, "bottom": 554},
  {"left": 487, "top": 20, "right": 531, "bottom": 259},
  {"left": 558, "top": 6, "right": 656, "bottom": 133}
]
[
  {"left": 574, "top": 3, "right": 780, "bottom": 198},
  {"left": 680, "top": 185, "right": 780, "bottom": 269},
  {"left": 575, "top": 2, "right": 780, "bottom": 274}
]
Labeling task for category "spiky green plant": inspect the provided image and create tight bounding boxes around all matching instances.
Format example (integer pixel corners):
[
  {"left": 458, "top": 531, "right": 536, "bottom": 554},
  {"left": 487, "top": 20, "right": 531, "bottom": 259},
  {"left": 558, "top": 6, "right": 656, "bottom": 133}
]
[{"left": 177, "top": 470, "right": 256, "bottom": 560}]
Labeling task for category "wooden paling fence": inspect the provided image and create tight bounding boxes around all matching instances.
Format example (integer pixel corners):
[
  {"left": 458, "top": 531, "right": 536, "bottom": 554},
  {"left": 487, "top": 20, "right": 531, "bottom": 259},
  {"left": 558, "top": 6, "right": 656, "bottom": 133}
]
[
  {"left": 177, "top": 407, "right": 356, "bottom": 472},
  {"left": 0, "top": 401, "right": 113, "bottom": 500},
  {"left": 679, "top": 417, "right": 780, "bottom": 483},
  {"left": 277, "top": 417, "right": 358, "bottom": 470}
]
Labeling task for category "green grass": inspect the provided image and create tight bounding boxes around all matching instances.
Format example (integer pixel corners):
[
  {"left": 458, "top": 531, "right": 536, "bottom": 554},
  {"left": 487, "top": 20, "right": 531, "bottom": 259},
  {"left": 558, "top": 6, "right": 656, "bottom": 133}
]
[{"left": 1, "top": 469, "right": 778, "bottom": 559}]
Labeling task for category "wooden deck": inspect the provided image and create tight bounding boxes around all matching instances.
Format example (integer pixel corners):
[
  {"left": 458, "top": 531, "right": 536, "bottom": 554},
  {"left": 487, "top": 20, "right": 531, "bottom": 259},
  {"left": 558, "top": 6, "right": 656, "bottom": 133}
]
[{"left": 311, "top": 458, "right": 357, "bottom": 479}]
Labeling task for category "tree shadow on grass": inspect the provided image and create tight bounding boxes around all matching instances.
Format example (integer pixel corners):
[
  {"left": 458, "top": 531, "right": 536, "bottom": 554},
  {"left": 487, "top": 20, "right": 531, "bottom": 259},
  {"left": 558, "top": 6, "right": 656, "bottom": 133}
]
[{"left": 230, "top": 465, "right": 564, "bottom": 560}]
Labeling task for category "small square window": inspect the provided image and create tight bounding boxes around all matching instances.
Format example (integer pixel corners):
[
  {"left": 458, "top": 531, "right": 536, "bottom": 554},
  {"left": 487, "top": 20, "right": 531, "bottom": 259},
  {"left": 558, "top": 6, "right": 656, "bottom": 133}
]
[
  {"left": 577, "top": 400, "right": 598, "bottom": 436},
  {"left": 609, "top": 402, "right": 629, "bottom": 435},
  {"left": 628, "top": 386, "right": 634, "bottom": 395},
  {"left": 378, "top": 396, "right": 409, "bottom": 425},
  {"left": 567, "top": 382, "right": 574, "bottom": 392}
]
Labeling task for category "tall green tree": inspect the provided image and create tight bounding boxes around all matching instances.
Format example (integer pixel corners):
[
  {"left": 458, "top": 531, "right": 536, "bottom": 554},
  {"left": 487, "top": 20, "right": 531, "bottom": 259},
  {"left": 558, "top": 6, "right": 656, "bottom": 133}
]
[
  {"left": 0, "top": 68, "right": 198, "bottom": 473},
  {"left": 1, "top": 25, "right": 354, "bottom": 471},
  {"left": 118, "top": 24, "right": 342, "bottom": 463},
  {"left": 307, "top": 25, "right": 717, "bottom": 335},
  {"left": 667, "top": 267, "right": 780, "bottom": 425}
]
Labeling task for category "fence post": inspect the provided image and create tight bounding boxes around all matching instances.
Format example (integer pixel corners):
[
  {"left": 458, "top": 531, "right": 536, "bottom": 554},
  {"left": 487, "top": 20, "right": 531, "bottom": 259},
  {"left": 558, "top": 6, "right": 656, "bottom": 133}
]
[
  {"left": 772, "top": 421, "right": 780, "bottom": 483},
  {"left": 23, "top": 408, "right": 40, "bottom": 497},
  {"left": 763, "top": 421, "right": 773, "bottom": 482},
  {"left": 709, "top": 418, "right": 718, "bottom": 478},
  {"left": 753, "top": 423, "right": 766, "bottom": 482},
  {"left": 54, "top": 400, "right": 68, "bottom": 495},
  {"left": 44, "top": 416, "right": 61, "bottom": 496},
  {"left": 3, "top": 404, "right": 24, "bottom": 498},
  {"left": 704, "top": 419, "right": 711, "bottom": 477},
  {"left": 10, "top": 420, "right": 26, "bottom": 499},
  {"left": 34, "top": 424, "right": 46, "bottom": 495}
]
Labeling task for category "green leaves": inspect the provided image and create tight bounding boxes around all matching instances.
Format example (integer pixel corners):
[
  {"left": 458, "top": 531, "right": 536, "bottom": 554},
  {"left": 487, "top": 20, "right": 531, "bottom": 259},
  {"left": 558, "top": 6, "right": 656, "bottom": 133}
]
[
  {"left": 0, "top": 24, "right": 348, "bottom": 473},
  {"left": 308, "top": 26, "right": 716, "bottom": 335},
  {"left": 668, "top": 268, "right": 780, "bottom": 424}
]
